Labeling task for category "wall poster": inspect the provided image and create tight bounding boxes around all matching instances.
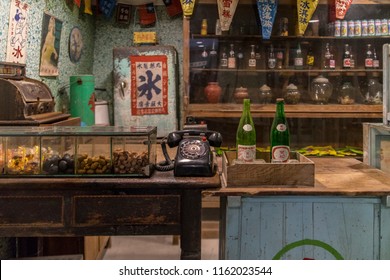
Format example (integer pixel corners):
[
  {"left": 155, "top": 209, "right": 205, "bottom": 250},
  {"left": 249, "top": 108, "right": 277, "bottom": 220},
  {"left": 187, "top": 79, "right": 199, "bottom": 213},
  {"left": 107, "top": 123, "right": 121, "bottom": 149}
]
[
  {"left": 130, "top": 55, "right": 168, "bottom": 116},
  {"left": 6, "top": 0, "right": 29, "bottom": 64},
  {"left": 39, "top": 12, "right": 63, "bottom": 77}
]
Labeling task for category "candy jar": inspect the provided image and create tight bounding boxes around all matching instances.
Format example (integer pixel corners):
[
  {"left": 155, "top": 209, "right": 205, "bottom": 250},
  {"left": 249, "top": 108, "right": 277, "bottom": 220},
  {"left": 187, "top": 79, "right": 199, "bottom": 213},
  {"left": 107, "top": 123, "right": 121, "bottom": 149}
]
[
  {"left": 310, "top": 75, "right": 333, "bottom": 104},
  {"left": 258, "top": 84, "right": 273, "bottom": 104},
  {"left": 338, "top": 81, "right": 355, "bottom": 105},
  {"left": 234, "top": 86, "right": 249, "bottom": 104},
  {"left": 365, "top": 77, "right": 382, "bottom": 104},
  {"left": 284, "top": 83, "right": 301, "bottom": 104}
]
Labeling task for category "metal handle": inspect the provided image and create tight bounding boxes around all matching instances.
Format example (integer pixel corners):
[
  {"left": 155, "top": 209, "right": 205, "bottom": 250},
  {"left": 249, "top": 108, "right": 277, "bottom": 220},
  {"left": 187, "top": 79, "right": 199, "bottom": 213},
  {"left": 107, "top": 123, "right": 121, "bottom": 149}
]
[{"left": 120, "top": 81, "right": 126, "bottom": 100}]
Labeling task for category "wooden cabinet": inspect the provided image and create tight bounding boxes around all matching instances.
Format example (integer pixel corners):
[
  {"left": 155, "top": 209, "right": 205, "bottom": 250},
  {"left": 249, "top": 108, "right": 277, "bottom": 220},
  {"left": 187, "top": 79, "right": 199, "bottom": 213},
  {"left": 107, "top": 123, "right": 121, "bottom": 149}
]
[{"left": 183, "top": 0, "right": 388, "bottom": 148}]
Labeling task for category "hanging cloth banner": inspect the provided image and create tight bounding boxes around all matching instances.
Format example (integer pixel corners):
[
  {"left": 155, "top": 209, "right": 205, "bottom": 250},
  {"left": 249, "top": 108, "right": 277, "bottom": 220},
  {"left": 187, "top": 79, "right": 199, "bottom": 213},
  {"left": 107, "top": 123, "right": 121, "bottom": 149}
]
[
  {"left": 180, "top": 0, "right": 196, "bottom": 18},
  {"left": 217, "top": 0, "right": 239, "bottom": 32},
  {"left": 256, "top": 0, "right": 278, "bottom": 40},
  {"left": 162, "top": 0, "right": 183, "bottom": 18},
  {"left": 335, "top": 0, "right": 353, "bottom": 19},
  {"left": 297, "top": 0, "right": 319, "bottom": 36}
]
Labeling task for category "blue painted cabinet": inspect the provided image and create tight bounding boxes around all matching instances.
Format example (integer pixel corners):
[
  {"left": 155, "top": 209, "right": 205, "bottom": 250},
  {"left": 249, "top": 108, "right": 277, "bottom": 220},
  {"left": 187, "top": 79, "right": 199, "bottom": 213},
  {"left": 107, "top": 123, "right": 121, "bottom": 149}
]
[{"left": 220, "top": 196, "right": 390, "bottom": 260}]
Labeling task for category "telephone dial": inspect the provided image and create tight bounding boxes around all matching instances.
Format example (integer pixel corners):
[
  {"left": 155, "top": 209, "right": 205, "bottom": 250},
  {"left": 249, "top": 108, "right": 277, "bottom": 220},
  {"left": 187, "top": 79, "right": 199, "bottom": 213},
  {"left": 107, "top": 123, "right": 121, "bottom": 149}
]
[{"left": 155, "top": 130, "right": 223, "bottom": 177}]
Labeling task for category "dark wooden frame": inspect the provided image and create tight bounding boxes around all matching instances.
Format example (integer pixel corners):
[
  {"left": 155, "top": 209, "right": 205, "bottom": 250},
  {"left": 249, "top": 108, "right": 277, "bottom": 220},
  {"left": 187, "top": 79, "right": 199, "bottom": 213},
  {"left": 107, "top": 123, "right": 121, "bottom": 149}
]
[{"left": 0, "top": 171, "right": 221, "bottom": 260}]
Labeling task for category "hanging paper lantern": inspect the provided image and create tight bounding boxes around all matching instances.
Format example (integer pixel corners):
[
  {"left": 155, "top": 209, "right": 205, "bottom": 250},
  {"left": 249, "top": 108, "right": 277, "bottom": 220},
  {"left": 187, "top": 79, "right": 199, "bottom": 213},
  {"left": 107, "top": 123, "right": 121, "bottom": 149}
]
[
  {"left": 335, "top": 0, "right": 353, "bottom": 19},
  {"left": 256, "top": 0, "right": 278, "bottom": 40},
  {"left": 217, "top": 0, "right": 239, "bottom": 32},
  {"left": 297, "top": 0, "right": 319, "bottom": 36},
  {"left": 138, "top": 3, "right": 157, "bottom": 27},
  {"left": 180, "top": 0, "right": 196, "bottom": 18}
]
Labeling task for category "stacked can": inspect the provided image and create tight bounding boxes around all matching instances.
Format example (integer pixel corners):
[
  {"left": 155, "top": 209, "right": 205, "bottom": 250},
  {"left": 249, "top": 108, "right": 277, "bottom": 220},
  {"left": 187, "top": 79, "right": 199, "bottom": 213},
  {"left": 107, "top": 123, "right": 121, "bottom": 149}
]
[
  {"left": 368, "top": 19, "right": 376, "bottom": 36},
  {"left": 334, "top": 20, "right": 341, "bottom": 37},
  {"left": 354, "top": 20, "right": 361, "bottom": 36},
  {"left": 382, "top": 19, "right": 389, "bottom": 36},
  {"left": 341, "top": 20, "right": 348, "bottom": 37},
  {"left": 362, "top": 20, "right": 368, "bottom": 36},
  {"left": 348, "top": 20, "right": 354, "bottom": 37},
  {"left": 375, "top": 19, "right": 382, "bottom": 36}
]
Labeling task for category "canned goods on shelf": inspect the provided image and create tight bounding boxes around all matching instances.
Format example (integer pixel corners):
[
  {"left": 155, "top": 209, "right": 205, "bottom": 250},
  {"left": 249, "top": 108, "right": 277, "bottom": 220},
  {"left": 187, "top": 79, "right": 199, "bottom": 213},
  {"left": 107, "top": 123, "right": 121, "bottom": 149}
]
[
  {"left": 334, "top": 20, "right": 341, "bottom": 37},
  {"left": 348, "top": 20, "right": 355, "bottom": 37},
  {"left": 341, "top": 20, "right": 348, "bottom": 37},
  {"left": 362, "top": 20, "right": 368, "bottom": 36},
  {"left": 382, "top": 19, "right": 389, "bottom": 36},
  {"left": 368, "top": 19, "right": 375, "bottom": 36},
  {"left": 375, "top": 19, "right": 382, "bottom": 36},
  {"left": 354, "top": 20, "right": 361, "bottom": 36}
]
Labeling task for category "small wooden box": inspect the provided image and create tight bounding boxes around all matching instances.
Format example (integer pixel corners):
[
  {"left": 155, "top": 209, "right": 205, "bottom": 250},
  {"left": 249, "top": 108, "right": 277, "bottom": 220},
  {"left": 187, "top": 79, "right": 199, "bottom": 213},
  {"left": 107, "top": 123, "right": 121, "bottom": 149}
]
[{"left": 221, "top": 151, "right": 315, "bottom": 188}]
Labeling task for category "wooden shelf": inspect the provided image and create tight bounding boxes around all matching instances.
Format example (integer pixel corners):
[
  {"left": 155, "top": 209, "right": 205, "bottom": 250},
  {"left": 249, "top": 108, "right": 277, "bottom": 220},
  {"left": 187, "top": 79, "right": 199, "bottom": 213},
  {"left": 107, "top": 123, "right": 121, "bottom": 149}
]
[
  {"left": 192, "top": 34, "right": 390, "bottom": 41},
  {"left": 187, "top": 104, "right": 383, "bottom": 118},
  {"left": 190, "top": 68, "right": 382, "bottom": 76}
]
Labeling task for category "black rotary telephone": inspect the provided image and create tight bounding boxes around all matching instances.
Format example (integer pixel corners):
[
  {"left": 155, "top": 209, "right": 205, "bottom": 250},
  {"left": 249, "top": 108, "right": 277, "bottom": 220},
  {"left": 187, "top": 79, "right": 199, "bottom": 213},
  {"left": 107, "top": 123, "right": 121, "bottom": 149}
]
[{"left": 155, "top": 130, "right": 223, "bottom": 177}]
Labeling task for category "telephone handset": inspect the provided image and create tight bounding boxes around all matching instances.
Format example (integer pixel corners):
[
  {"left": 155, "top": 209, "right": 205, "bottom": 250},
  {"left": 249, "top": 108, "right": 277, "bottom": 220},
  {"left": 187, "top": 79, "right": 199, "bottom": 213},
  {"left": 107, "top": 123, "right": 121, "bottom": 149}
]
[{"left": 155, "top": 130, "right": 223, "bottom": 177}]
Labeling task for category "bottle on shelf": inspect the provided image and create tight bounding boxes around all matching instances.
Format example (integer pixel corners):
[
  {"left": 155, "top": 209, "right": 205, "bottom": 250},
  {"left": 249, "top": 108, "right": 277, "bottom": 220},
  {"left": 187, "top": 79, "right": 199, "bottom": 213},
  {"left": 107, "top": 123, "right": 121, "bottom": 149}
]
[
  {"left": 276, "top": 45, "right": 284, "bottom": 69},
  {"left": 323, "top": 43, "right": 335, "bottom": 69},
  {"left": 270, "top": 98, "right": 290, "bottom": 163},
  {"left": 237, "top": 46, "right": 244, "bottom": 69},
  {"left": 255, "top": 45, "right": 262, "bottom": 69},
  {"left": 248, "top": 44, "right": 257, "bottom": 69},
  {"left": 294, "top": 43, "right": 303, "bottom": 69},
  {"left": 373, "top": 47, "right": 380, "bottom": 69},
  {"left": 342, "top": 43, "right": 351, "bottom": 69},
  {"left": 201, "top": 19, "right": 208, "bottom": 35},
  {"left": 306, "top": 44, "right": 314, "bottom": 69},
  {"left": 215, "top": 19, "right": 222, "bottom": 35},
  {"left": 267, "top": 44, "right": 276, "bottom": 69},
  {"left": 350, "top": 46, "right": 355, "bottom": 69},
  {"left": 236, "top": 99, "right": 256, "bottom": 162},
  {"left": 228, "top": 43, "right": 236, "bottom": 69},
  {"left": 365, "top": 44, "right": 373, "bottom": 69},
  {"left": 219, "top": 46, "right": 228, "bottom": 69},
  {"left": 208, "top": 41, "right": 218, "bottom": 69}
]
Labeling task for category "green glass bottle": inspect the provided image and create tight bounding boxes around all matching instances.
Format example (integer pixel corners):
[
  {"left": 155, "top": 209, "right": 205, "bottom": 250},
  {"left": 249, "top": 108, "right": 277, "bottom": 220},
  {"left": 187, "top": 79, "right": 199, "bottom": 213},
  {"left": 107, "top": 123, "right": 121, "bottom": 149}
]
[
  {"left": 270, "top": 98, "right": 290, "bottom": 162},
  {"left": 236, "top": 99, "right": 256, "bottom": 162}
]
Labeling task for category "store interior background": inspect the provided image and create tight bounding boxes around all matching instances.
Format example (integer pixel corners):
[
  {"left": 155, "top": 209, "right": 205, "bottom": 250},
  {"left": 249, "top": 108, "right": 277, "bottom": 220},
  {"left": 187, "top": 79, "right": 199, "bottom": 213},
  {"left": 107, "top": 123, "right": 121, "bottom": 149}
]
[{"left": 0, "top": 0, "right": 183, "bottom": 258}]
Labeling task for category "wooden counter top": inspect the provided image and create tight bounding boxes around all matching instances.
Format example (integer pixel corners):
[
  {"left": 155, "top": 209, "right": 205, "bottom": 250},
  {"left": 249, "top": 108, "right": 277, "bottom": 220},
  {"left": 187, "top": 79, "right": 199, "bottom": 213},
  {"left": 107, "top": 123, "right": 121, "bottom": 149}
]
[{"left": 206, "top": 157, "right": 390, "bottom": 197}]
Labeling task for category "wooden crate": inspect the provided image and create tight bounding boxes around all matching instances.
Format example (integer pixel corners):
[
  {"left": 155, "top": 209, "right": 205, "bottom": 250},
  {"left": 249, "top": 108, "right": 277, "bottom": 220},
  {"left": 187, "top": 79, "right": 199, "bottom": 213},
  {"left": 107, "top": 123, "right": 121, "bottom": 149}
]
[{"left": 221, "top": 151, "right": 315, "bottom": 187}]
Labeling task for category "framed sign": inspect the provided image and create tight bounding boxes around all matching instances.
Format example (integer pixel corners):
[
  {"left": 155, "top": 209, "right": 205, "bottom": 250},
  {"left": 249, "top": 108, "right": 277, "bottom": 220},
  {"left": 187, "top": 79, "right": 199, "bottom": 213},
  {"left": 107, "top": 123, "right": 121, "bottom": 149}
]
[{"left": 130, "top": 55, "right": 168, "bottom": 116}]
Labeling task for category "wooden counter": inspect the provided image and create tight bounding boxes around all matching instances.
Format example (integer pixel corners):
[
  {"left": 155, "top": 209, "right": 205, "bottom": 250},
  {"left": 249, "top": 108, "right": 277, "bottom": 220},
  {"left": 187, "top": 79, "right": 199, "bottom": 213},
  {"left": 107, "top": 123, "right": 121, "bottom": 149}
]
[
  {"left": 212, "top": 158, "right": 390, "bottom": 260},
  {"left": 205, "top": 157, "right": 390, "bottom": 198},
  {"left": 0, "top": 171, "right": 221, "bottom": 260}
]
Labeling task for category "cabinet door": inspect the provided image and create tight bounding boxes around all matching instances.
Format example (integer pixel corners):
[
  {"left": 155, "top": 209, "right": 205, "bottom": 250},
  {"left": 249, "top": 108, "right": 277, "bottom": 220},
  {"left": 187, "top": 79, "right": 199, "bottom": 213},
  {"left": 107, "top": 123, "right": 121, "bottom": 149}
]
[
  {"left": 183, "top": 1, "right": 388, "bottom": 148},
  {"left": 221, "top": 196, "right": 390, "bottom": 260}
]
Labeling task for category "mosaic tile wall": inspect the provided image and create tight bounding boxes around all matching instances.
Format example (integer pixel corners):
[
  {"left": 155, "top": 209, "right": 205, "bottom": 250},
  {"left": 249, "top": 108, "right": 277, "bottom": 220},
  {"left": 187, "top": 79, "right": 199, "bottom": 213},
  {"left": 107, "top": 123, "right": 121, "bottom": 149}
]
[
  {"left": 93, "top": 6, "right": 183, "bottom": 125},
  {"left": 0, "top": 0, "right": 95, "bottom": 113}
]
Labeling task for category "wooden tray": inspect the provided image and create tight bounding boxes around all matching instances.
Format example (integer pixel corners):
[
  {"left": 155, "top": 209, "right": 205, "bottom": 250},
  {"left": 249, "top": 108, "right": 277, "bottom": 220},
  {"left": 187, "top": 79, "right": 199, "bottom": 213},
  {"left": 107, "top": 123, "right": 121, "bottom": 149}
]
[{"left": 221, "top": 151, "right": 315, "bottom": 188}]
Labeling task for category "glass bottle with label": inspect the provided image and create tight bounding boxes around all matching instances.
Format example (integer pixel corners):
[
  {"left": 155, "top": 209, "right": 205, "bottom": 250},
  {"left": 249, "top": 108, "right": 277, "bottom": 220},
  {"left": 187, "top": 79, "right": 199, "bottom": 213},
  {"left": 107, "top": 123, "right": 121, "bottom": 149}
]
[
  {"left": 276, "top": 45, "right": 284, "bottom": 69},
  {"left": 267, "top": 44, "right": 276, "bottom": 69},
  {"left": 219, "top": 46, "right": 228, "bottom": 69},
  {"left": 342, "top": 44, "right": 351, "bottom": 69},
  {"left": 228, "top": 43, "right": 236, "bottom": 69},
  {"left": 208, "top": 41, "right": 218, "bottom": 69},
  {"left": 248, "top": 44, "right": 256, "bottom": 69},
  {"left": 365, "top": 44, "right": 373, "bottom": 69},
  {"left": 306, "top": 44, "right": 314, "bottom": 69},
  {"left": 237, "top": 46, "right": 244, "bottom": 69},
  {"left": 373, "top": 47, "right": 380, "bottom": 69},
  {"left": 270, "top": 98, "right": 290, "bottom": 163},
  {"left": 236, "top": 99, "right": 256, "bottom": 162},
  {"left": 323, "top": 43, "right": 335, "bottom": 69},
  {"left": 294, "top": 43, "right": 303, "bottom": 69}
]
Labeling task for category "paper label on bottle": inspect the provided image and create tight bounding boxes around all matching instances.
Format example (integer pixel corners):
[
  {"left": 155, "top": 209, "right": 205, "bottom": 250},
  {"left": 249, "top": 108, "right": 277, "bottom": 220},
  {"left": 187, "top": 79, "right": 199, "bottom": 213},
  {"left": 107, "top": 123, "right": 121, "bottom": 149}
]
[
  {"left": 330, "top": 60, "right": 336, "bottom": 69},
  {"left": 248, "top": 58, "right": 256, "bottom": 67},
  {"left": 243, "top": 124, "right": 253, "bottom": 132},
  {"left": 268, "top": 59, "right": 276, "bottom": 69},
  {"left": 276, "top": 124, "right": 287, "bottom": 132},
  {"left": 228, "top": 57, "right": 236, "bottom": 68},
  {"left": 272, "top": 145, "right": 290, "bottom": 163},
  {"left": 365, "top": 58, "right": 373, "bottom": 68},
  {"left": 237, "top": 145, "right": 256, "bottom": 162},
  {"left": 373, "top": 59, "right": 380, "bottom": 68},
  {"left": 220, "top": 58, "right": 228, "bottom": 67},
  {"left": 294, "top": 57, "right": 303, "bottom": 66},
  {"left": 343, "top": 58, "right": 351, "bottom": 68}
]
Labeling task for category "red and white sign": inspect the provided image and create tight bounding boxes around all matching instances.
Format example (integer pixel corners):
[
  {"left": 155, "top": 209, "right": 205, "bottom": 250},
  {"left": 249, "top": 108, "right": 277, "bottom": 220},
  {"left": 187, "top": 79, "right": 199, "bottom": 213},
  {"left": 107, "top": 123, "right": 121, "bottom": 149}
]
[
  {"left": 130, "top": 55, "right": 168, "bottom": 116},
  {"left": 218, "top": 0, "right": 239, "bottom": 32},
  {"left": 335, "top": 0, "right": 353, "bottom": 19}
]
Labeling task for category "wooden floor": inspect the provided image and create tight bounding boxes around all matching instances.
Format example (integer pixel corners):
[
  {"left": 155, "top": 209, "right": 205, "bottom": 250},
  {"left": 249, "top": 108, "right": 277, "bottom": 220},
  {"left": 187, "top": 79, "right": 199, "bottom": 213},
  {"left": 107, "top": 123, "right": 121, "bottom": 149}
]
[{"left": 102, "top": 221, "right": 219, "bottom": 260}]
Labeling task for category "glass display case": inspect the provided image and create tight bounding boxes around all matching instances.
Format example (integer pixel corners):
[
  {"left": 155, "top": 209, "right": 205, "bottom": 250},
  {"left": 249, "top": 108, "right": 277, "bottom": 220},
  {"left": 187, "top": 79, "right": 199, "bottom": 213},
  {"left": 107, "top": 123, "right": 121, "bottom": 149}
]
[
  {"left": 0, "top": 126, "right": 157, "bottom": 177},
  {"left": 183, "top": 0, "right": 389, "bottom": 148}
]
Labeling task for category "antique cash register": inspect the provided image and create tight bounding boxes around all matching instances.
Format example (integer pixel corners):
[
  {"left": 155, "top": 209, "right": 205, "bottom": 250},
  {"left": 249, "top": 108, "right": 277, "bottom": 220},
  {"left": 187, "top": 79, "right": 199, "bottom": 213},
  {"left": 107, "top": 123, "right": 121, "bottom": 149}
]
[{"left": 0, "top": 62, "right": 77, "bottom": 126}]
